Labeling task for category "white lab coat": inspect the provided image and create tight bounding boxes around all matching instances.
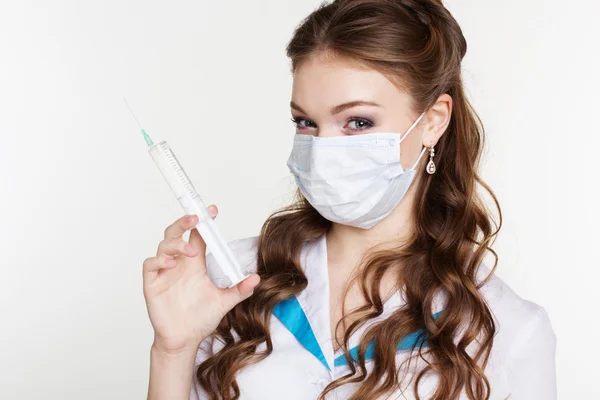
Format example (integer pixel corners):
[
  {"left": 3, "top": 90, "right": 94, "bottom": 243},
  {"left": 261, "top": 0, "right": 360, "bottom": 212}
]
[{"left": 191, "top": 235, "right": 557, "bottom": 400}]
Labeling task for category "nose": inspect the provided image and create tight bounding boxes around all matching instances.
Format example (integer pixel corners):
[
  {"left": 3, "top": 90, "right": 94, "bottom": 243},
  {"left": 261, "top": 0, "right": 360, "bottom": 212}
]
[{"left": 315, "top": 128, "right": 344, "bottom": 138}]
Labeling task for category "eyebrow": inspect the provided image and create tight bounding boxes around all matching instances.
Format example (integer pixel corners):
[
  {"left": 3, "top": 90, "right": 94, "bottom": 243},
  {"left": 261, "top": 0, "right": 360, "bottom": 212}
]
[{"left": 290, "top": 100, "right": 382, "bottom": 115}]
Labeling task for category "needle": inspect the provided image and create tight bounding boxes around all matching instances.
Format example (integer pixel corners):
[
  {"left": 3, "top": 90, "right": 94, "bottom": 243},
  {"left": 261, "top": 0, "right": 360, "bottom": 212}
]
[{"left": 123, "top": 97, "right": 154, "bottom": 146}]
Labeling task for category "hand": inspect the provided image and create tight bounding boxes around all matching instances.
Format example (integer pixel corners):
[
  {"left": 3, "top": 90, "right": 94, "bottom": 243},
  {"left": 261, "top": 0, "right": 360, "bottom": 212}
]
[{"left": 142, "top": 205, "right": 260, "bottom": 354}]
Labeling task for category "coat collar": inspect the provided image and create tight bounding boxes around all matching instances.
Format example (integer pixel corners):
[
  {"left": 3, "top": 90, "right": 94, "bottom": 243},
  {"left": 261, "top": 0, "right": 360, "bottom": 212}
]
[{"left": 272, "top": 235, "right": 445, "bottom": 374}]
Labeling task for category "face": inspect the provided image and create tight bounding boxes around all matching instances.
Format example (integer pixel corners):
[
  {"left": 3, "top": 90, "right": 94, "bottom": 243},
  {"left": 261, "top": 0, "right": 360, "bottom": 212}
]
[
  {"left": 290, "top": 52, "right": 451, "bottom": 170},
  {"left": 290, "top": 54, "right": 415, "bottom": 138}
]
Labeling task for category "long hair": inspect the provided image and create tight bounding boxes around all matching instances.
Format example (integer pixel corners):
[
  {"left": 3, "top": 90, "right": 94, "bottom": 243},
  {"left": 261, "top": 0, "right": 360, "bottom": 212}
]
[{"left": 197, "top": 1, "right": 502, "bottom": 399}]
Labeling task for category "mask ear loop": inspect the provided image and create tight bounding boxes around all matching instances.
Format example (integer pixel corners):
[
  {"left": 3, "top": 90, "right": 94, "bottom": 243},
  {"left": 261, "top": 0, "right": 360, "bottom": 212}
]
[
  {"left": 398, "top": 111, "right": 428, "bottom": 171},
  {"left": 410, "top": 146, "right": 428, "bottom": 171},
  {"left": 399, "top": 111, "right": 427, "bottom": 144}
]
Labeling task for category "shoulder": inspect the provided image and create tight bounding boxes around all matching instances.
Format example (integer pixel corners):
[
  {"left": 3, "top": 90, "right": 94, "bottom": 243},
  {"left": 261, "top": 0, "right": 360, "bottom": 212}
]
[
  {"left": 475, "top": 264, "right": 558, "bottom": 396},
  {"left": 474, "top": 263, "right": 556, "bottom": 363}
]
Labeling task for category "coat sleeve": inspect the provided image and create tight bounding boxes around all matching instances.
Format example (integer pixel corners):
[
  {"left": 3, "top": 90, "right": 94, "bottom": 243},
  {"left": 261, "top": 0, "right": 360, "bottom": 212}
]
[
  {"left": 505, "top": 306, "right": 557, "bottom": 399},
  {"left": 190, "top": 335, "right": 215, "bottom": 400}
]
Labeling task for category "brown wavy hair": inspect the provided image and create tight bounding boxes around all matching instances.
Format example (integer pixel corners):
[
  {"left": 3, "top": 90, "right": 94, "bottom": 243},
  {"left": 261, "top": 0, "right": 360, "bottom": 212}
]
[{"left": 197, "top": 0, "right": 502, "bottom": 399}]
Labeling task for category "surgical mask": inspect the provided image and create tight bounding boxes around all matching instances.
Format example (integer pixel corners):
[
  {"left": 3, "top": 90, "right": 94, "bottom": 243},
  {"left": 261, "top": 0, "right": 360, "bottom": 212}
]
[{"left": 286, "top": 111, "right": 428, "bottom": 229}]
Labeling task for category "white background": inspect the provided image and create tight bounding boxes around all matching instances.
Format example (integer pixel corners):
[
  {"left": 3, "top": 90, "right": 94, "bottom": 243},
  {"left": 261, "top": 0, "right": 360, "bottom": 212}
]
[{"left": 1, "top": 0, "right": 598, "bottom": 398}]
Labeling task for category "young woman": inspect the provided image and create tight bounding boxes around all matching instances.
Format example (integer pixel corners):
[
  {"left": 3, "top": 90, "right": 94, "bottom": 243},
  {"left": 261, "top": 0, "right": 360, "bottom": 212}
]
[{"left": 143, "top": 1, "right": 557, "bottom": 399}]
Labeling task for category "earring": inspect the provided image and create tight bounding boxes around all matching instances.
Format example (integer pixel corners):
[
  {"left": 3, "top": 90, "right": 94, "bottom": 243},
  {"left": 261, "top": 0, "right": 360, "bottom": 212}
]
[{"left": 426, "top": 146, "right": 436, "bottom": 174}]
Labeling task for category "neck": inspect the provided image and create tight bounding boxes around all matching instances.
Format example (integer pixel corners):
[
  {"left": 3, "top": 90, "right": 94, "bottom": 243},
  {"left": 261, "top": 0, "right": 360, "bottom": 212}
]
[{"left": 326, "top": 183, "right": 417, "bottom": 268}]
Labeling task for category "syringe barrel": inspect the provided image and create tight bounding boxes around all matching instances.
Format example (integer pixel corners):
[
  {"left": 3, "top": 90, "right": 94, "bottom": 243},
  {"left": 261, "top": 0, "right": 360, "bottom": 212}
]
[
  {"left": 148, "top": 141, "right": 211, "bottom": 221},
  {"left": 148, "top": 141, "right": 248, "bottom": 288}
]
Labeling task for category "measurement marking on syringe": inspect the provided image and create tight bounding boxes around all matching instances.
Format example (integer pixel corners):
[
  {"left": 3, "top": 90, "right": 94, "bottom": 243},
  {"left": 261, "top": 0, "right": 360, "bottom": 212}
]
[{"left": 159, "top": 144, "right": 203, "bottom": 202}]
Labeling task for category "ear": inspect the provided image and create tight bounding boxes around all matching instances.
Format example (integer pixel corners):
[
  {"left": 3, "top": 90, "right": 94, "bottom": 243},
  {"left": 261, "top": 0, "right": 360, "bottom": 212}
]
[{"left": 422, "top": 93, "right": 452, "bottom": 147}]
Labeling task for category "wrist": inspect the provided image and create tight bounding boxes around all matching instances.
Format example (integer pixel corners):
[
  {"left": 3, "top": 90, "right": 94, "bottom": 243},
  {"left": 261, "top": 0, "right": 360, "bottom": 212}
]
[
  {"left": 148, "top": 340, "right": 198, "bottom": 400},
  {"left": 151, "top": 340, "right": 200, "bottom": 359}
]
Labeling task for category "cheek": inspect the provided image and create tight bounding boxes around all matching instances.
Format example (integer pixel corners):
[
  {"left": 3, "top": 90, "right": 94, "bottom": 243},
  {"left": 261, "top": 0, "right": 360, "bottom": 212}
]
[{"left": 399, "top": 135, "right": 425, "bottom": 167}]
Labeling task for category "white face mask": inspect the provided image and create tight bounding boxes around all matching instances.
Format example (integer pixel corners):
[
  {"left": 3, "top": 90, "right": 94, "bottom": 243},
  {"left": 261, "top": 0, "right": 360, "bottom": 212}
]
[{"left": 286, "top": 111, "right": 428, "bottom": 229}]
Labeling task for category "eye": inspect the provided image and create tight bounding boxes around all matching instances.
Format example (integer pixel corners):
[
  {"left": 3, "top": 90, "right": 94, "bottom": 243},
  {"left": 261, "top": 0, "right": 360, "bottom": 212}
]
[
  {"left": 344, "top": 117, "right": 374, "bottom": 132},
  {"left": 290, "top": 117, "right": 316, "bottom": 130}
]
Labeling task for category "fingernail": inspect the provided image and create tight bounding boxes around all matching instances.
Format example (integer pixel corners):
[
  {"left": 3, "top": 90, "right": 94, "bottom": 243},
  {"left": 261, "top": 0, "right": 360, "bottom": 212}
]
[{"left": 208, "top": 209, "right": 218, "bottom": 218}]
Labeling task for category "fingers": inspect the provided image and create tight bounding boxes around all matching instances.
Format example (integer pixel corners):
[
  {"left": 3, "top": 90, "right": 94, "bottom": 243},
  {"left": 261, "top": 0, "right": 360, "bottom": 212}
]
[
  {"left": 188, "top": 205, "right": 219, "bottom": 254},
  {"left": 207, "top": 204, "right": 218, "bottom": 219},
  {"left": 221, "top": 273, "right": 261, "bottom": 311},
  {"left": 164, "top": 214, "right": 199, "bottom": 240},
  {"left": 188, "top": 227, "right": 206, "bottom": 256},
  {"left": 143, "top": 255, "right": 177, "bottom": 274},
  {"left": 146, "top": 205, "right": 220, "bottom": 278},
  {"left": 156, "top": 237, "right": 200, "bottom": 258},
  {"left": 163, "top": 205, "right": 219, "bottom": 240}
]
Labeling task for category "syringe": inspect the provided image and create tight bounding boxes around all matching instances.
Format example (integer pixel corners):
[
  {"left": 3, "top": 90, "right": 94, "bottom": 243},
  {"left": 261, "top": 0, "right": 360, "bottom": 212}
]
[{"left": 124, "top": 98, "right": 249, "bottom": 289}]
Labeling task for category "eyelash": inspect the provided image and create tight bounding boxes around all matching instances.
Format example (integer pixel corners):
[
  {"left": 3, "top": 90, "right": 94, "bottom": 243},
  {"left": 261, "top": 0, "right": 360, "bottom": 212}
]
[{"left": 290, "top": 116, "right": 374, "bottom": 132}]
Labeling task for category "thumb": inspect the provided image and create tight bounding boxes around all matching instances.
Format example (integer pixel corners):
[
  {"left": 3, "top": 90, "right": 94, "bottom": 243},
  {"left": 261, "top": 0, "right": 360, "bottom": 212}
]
[{"left": 221, "top": 273, "right": 261, "bottom": 310}]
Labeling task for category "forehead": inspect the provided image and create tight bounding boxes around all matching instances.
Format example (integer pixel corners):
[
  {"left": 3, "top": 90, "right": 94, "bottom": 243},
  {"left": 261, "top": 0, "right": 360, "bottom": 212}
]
[{"left": 291, "top": 53, "right": 409, "bottom": 108}]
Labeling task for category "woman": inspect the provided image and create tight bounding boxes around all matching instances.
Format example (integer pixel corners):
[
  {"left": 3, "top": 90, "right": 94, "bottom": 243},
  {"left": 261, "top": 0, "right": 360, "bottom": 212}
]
[{"left": 143, "top": 1, "right": 557, "bottom": 399}]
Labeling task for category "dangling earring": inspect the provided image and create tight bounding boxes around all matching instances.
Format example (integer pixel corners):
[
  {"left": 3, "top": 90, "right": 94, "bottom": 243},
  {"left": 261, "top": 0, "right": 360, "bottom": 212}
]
[{"left": 426, "top": 146, "right": 436, "bottom": 174}]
